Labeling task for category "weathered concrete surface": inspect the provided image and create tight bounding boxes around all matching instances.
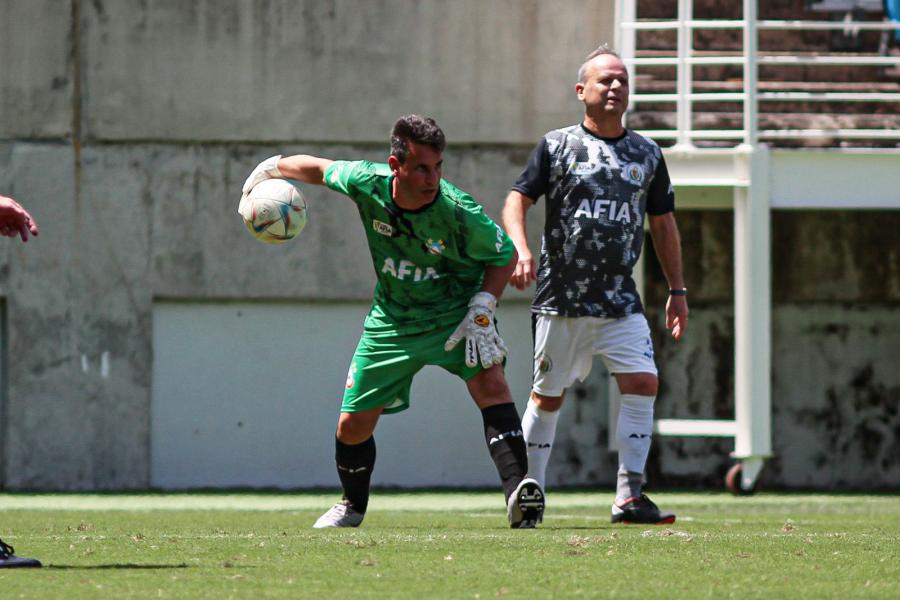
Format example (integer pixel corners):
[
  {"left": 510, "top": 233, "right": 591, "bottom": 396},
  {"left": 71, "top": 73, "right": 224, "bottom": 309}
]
[
  {"left": 1, "top": 1, "right": 897, "bottom": 491},
  {"left": 769, "top": 306, "right": 899, "bottom": 490},
  {"left": 772, "top": 212, "right": 900, "bottom": 302},
  {"left": 3, "top": 0, "right": 614, "bottom": 144},
  {"left": 0, "top": 0, "right": 73, "bottom": 139},
  {"left": 642, "top": 211, "right": 900, "bottom": 491},
  {"left": 0, "top": 143, "right": 152, "bottom": 489}
]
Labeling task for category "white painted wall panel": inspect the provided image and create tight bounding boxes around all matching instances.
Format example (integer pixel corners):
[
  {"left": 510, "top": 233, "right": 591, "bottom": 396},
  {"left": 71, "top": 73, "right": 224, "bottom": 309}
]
[{"left": 770, "top": 150, "right": 900, "bottom": 209}]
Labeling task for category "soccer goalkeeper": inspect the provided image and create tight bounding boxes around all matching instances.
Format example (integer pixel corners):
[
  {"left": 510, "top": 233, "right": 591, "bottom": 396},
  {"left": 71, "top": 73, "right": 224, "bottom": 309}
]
[{"left": 241, "top": 115, "right": 544, "bottom": 528}]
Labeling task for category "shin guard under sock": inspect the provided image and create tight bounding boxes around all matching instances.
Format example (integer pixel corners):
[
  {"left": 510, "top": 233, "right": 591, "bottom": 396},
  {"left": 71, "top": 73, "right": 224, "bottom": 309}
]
[
  {"left": 335, "top": 436, "right": 376, "bottom": 513},
  {"left": 481, "top": 403, "right": 528, "bottom": 500},
  {"left": 615, "top": 394, "right": 655, "bottom": 501},
  {"left": 521, "top": 398, "right": 560, "bottom": 489}
]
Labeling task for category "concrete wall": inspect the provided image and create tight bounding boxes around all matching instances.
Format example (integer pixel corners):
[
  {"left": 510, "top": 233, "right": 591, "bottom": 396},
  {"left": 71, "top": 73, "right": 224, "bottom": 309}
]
[
  {"left": 645, "top": 211, "right": 900, "bottom": 491},
  {"left": 1, "top": 0, "right": 898, "bottom": 491},
  {"left": 3, "top": 0, "right": 609, "bottom": 144},
  {"left": 0, "top": 0, "right": 614, "bottom": 490}
]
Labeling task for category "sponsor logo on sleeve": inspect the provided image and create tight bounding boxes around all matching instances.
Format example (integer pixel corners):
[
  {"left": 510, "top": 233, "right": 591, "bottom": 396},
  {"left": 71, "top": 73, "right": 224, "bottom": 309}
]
[{"left": 373, "top": 219, "right": 395, "bottom": 237}]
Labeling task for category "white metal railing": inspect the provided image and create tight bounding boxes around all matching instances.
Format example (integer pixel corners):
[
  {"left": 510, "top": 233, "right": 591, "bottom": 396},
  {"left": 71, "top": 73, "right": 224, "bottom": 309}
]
[
  {"left": 615, "top": 0, "right": 900, "bottom": 147},
  {"left": 629, "top": 55, "right": 900, "bottom": 65},
  {"left": 626, "top": 19, "right": 900, "bottom": 30}
]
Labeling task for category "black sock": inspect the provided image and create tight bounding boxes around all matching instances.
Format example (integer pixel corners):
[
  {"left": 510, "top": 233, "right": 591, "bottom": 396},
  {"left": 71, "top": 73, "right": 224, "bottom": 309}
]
[
  {"left": 335, "top": 436, "right": 376, "bottom": 514},
  {"left": 481, "top": 403, "right": 528, "bottom": 500}
]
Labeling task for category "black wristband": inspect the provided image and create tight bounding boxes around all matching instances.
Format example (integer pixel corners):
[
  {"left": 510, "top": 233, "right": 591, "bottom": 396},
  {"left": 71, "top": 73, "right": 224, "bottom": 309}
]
[{"left": 669, "top": 288, "right": 688, "bottom": 296}]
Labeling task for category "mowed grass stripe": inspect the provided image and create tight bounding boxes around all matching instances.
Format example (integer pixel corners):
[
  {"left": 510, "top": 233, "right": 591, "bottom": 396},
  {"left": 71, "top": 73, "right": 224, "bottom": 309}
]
[{"left": 1, "top": 491, "right": 897, "bottom": 511}]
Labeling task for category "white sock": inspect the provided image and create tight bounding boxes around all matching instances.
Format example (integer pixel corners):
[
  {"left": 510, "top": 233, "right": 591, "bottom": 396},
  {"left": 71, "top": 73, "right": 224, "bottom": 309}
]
[
  {"left": 615, "top": 394, "right": 655, "bottom": 501},
  {"left": 521, "top": 398, "right": 560, "bottom": 489}
]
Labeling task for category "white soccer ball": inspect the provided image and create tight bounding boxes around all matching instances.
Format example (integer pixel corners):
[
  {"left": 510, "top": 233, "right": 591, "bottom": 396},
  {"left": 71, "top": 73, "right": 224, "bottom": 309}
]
[{"left": 242, "top": 179, "right": 307, "bottom": 244}]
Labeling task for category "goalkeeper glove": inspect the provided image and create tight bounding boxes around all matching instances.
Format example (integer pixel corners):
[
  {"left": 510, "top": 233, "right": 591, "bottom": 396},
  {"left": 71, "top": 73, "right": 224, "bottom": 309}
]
[
  {"left": 238, "top": 155, "right": 283, "bottom": 221},
  {"left": 444, "top": 291, "right": 508, "bottom": 369}
]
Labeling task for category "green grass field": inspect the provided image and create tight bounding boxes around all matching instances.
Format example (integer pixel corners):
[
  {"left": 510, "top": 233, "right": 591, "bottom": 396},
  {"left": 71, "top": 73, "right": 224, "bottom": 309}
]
[{"left": 1, "top": 491, "right": 897, "bottom": 598}]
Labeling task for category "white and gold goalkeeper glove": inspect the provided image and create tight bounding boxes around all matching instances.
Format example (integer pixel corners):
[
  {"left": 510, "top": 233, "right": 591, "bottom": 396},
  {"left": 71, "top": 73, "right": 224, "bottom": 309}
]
[
  {"left": 238, "top": 155, "right": 284, "bottom": 220},
  {"left": 444, "top": 291, "right": 508, "bottom": 369}
]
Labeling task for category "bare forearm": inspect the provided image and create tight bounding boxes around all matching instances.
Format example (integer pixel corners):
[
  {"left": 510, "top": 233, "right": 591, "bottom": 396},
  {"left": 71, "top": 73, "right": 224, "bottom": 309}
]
[
  {"left": 649, "top": 213, "right": 685, "bottom": 289},
  {"left": 501, "top": 191, "right": 533, "bottom": 255},
  {"left": 482, "top": 251, "right": 518, "bottom": 299},
  {"left": 277, "top": 155, "right": 333, "bottom": 186},
  {"left": 502, "top": 191, "right": 539, "bottom": 290}
]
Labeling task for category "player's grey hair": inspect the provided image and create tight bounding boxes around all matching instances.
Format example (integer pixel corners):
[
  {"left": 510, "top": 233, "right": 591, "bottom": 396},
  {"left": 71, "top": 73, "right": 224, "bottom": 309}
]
[
  {"left": 390, "top": 115, "right": 447, "bottom": 164},
  {"left": 577, "top": 44, "right": 623, "bottom": 82}
]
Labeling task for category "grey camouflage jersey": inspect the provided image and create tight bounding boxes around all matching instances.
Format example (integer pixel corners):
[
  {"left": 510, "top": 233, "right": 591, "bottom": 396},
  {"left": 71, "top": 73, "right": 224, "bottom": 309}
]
[{"left": 512, "top": 125, "right": 674, "bottom": 318}]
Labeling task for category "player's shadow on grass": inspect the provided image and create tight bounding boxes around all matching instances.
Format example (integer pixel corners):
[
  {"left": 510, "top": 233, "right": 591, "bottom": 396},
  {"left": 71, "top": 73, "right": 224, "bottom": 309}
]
[
  {"left": 46, "top": 563, "right": 191, "bottom": 570},
  {"left": 544, "top": 526, "right": 617, "bottom": 530}
]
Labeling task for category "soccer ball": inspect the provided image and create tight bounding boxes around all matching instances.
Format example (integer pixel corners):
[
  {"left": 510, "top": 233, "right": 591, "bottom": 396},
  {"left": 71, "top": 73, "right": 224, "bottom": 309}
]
[{"left": 242, "top": 179, "right": 307, "bottom": 244}]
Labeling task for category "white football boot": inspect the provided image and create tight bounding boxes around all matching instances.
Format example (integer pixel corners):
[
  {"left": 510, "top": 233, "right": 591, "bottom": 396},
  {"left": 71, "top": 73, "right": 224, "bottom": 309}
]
[{"left": 313, "top": 501, "right": 365, "bottom": 529}]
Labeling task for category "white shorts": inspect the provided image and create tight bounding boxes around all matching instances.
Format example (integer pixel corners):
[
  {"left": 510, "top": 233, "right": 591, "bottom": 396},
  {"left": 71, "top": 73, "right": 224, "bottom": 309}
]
[{"left": 532, "top": 313, "right": 657, "bottom": 396}]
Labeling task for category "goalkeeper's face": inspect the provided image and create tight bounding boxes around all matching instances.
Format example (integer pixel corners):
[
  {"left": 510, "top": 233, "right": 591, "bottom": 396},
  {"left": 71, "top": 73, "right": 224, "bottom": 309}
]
[{"left": 389, "top": 142, "right": 443, "bottom": 208}]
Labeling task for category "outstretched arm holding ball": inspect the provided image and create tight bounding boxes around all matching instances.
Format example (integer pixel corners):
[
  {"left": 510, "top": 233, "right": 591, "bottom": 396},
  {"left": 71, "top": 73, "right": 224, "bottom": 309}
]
[
  {"left": 239, "top": 155, "right": 333, "bottom": 242},
  {"left": 239, "top": 155, "right": 313, "bottom": 245},
  {"left": 275, "top": 155, "right": 334, "bottom": 186},
  {"left": 241, "top": 154, "right": 333, "bottom": 195}
]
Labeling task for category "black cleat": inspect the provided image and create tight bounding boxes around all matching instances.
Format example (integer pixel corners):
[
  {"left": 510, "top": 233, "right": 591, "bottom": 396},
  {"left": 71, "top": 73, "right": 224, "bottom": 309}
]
[
  {"left": 0, "top": 538, "right": 41, "bottom": 568},
  {"left": 508, "top": 478, "right": 545, "bottom": 528},
  {"left": 611, "top": 494, "right": 676, "bottom": 525}
]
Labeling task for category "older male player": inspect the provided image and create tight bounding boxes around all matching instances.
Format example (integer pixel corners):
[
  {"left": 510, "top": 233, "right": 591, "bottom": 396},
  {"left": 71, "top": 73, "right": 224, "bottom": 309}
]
[
  {"left": 241, "top": 115, "right": 544, "bottom": 528},
  {"left": 502, "top": 46, "right": 688, "bottom": 524},
  {"left": 0, "top": 194, "right": 41, "bottom": 569}
]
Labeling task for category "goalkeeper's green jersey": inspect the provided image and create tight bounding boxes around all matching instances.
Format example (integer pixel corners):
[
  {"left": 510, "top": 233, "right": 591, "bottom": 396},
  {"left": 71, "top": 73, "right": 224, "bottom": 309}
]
[{"left": 324, "top": 160, "right": 514, "bottom": 337}]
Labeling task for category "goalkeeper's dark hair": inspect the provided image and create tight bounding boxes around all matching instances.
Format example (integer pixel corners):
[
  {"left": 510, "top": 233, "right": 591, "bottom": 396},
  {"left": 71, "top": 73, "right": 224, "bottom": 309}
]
[
  {"left": 577, "top": 44, "right": 622, "bottom": 83},
  {"left": 390, "top": 115, "right": 446, "bottom": 164}
]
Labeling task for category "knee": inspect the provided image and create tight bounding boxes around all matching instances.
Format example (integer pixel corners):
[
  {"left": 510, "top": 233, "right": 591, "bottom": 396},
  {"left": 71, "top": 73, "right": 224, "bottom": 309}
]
[
  {"left": 617, "top": 373, "right": 658, "bottom": 397},
  {"left": 531, "top": 391, "right": 564, "bottom": 412},
  {"left": 469, "top": 366, "right": 512, "bottom": 407},
  {"left": 336, "top": 415, "right": 373, "bottom": 445}
]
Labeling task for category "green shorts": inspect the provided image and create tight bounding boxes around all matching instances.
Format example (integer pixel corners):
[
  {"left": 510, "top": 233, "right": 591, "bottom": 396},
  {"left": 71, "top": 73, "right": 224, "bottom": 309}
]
[{"left": 341, "top": 320, "right": 484, "bottom": 414}]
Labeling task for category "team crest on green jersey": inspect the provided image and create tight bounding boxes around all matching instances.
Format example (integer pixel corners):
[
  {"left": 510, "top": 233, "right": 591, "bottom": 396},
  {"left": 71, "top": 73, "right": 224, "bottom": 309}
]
[{"left": 425, "top": 238, "right": 446, "bottom": 255}]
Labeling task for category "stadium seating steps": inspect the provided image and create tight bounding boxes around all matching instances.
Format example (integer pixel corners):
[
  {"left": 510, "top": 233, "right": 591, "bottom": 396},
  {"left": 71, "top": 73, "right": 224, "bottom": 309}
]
[{"left": 631, "top": 0, "right": 900, "bottom": 148}]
